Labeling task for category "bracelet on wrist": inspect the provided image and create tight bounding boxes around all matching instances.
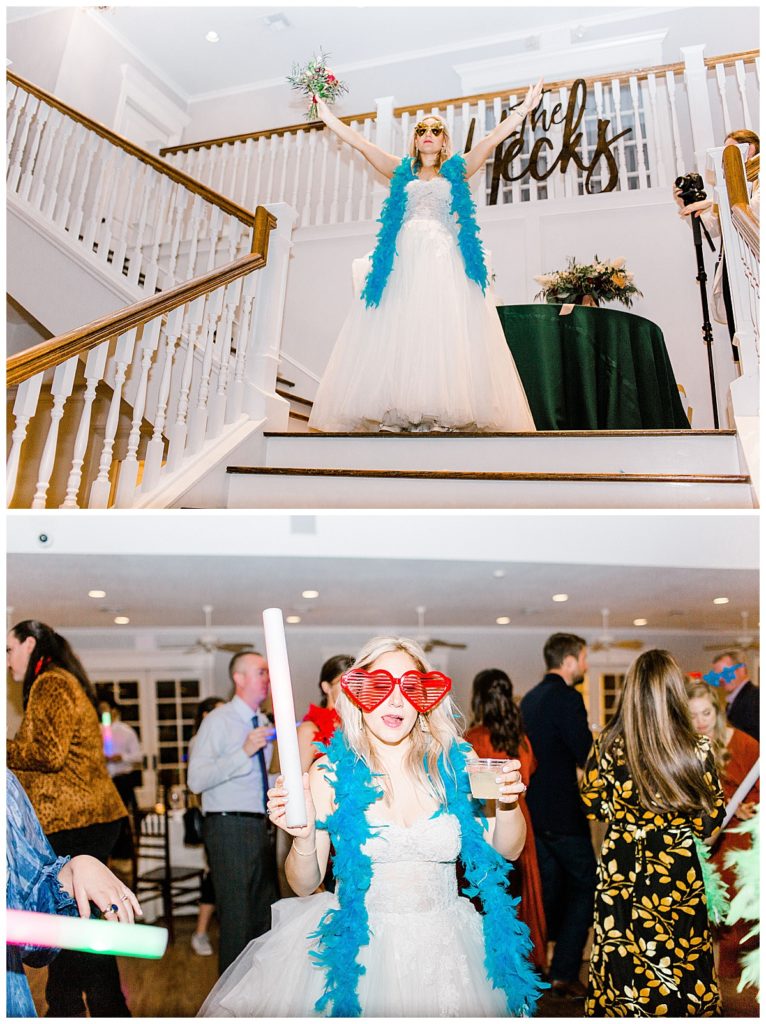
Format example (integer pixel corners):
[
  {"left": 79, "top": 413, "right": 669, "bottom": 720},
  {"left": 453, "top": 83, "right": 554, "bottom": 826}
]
[{"left": 291, "top": 844, "right": 317, "bottom": 857}]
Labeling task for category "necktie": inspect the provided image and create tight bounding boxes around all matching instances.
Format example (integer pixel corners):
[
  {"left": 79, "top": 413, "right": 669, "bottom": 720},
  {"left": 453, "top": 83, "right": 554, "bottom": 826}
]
[{"left": 252, "top": 715, "right": 269, "bottom": 812}]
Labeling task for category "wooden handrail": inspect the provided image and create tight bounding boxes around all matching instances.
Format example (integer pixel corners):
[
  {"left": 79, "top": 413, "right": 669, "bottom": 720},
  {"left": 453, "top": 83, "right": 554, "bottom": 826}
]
[
  {"left": 159, "top": 48, "right": 759, "bottom": 157},
  {"left": 7, "top": 207, "right": 277, "bottom": 387},
  {"left": 723, "top": 145, "right": 760, "bottom": 257},
  {"left": 7, "top": 71, "right": 256, "bottom": 226}
]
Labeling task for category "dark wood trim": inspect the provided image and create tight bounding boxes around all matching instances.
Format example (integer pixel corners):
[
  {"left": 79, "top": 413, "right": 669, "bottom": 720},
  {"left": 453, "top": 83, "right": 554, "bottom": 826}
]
[
  {"left": 8, "top": 248, "right": 266, "bottom": 387},
  {"left": 262, "top": 429, "right": 736, "bottom": 439},
  {"left": 276, "top": 389, "right": 313, "bottom": 408},
  {"left": 227, "top": 466, "right": 750, "bottom": 484},
  {"left": 159, "top": 49, "right": 758, "bottom": 155},
  {"left": 723, "top": 145, "right": 760, "bottom": 255},
  {"left": 276, "top": 375, "right": 296, "bottom": 388},
  {"left": 288, "top": 411, "right": 311, "bottom": 423},
  {"left": 8, "top": 70, "right": 256, "bottom": 226}
]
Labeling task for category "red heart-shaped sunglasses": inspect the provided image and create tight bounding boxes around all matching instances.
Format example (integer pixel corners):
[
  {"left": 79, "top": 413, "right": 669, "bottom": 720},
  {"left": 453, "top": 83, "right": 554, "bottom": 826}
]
[{"left": 340, "top": 668, "right": 452, "bottom": 714}]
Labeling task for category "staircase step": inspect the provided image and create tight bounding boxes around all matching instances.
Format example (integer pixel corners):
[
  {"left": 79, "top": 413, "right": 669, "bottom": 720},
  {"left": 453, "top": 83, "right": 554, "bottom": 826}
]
[
  {"left": 225, "top": 465, "right": 753, "bottom": 509},
  {"left": 276, "top": 374, "right": 296, "bottom": 388},
  {"left": 276, "top": 388, "right": 314, "bottom": 409},
  {"left": 258, "top": 430, "right": 741, "bottom": 476}
]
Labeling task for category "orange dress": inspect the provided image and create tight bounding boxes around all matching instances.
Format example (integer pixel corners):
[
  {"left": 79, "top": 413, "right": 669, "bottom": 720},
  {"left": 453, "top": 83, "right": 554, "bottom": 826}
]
[
  {"left": 464, "top": 725, "right": 547, "bottom": 970},
  {"left": 713, "top": 727, "right": 760, "bottom": 978}
]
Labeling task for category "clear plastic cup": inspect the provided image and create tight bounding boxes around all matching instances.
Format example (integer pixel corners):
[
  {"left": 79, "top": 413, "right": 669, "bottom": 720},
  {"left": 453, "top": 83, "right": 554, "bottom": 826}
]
[{"left": 465, "top": 758, "right": 507, "bottom": 799}]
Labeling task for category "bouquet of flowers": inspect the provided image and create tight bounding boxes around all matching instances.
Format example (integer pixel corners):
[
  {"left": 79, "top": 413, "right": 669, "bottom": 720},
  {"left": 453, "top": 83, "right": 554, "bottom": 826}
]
[
  {"left": 534, "top": 256, "right": 642, "bottom": 308},
  {"left": 287, "top": 50, "right": 348, "bottom": 121}
]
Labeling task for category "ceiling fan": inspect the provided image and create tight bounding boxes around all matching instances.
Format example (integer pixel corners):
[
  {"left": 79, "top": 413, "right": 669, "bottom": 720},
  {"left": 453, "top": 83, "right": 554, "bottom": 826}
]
[
  {"left": 590, "top": 608, "right": 644, "bottom": 653},
  {"left": 704, "top": 611, "right": 759, "bottom": 653},
  {"left": 158, "top": 605, "right": 254, "bottom": 655},
  {"left": 414, "top": 605, "right": 467, "bottom": 654}
]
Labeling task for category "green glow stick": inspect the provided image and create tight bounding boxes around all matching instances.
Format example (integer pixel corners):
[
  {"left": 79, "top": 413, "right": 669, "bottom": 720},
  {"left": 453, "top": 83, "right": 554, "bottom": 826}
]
[{"left": 7, "top": 910, "right": 168, "bottom": 959}]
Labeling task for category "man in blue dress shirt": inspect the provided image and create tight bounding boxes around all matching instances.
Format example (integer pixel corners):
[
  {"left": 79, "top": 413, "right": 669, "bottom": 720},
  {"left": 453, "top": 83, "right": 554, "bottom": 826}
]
[
  {"left": 520, "top": 633, "right": 596, "bottom": 1000},
  {"left": 188, "top": 651, "right": 278, "bottom": 974}
]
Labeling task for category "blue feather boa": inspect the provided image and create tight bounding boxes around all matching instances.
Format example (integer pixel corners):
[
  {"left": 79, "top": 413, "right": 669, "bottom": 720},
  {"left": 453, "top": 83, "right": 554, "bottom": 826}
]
[
  {"left": 361, "top": 154, "right": 489, "bottom": 308},
  {"left": 310, "top": 730, "right": 547, "bottom": 1016}
]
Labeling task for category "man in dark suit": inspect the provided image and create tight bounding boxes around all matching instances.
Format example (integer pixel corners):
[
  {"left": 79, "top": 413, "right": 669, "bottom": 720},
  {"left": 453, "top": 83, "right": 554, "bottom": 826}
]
[
  {"left": 520, "top": 633, "right": 596, "bottom": 1000},
  {"left": 712, "top": 650, "right": 759, "bottom": 741}
]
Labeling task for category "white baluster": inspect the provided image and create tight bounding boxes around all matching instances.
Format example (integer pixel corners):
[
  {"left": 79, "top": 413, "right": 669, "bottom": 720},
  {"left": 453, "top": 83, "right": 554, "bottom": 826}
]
[
  {"left": 207, "top": 281, "right": 240, "bottom": 440},
  {"left": 343, "top": 123, "right": 357, "bottom": 222},
  {"left": 629, "top": 75, "right": 649, "bottom": 190},
  {"left": 238, "top": 139, "right": 253, "bottom": 208},
  {"left": 265, "top": 133, "right": 278, "bottom": 201},
  {"left": 88, "top": 330, "right": 138, "bottom": 508},
  {"left": 645, "top": 74, "right": 668, "bottom": 189},
  {"left": 302, "top": 130, "right": 318, "bottom": 225},
  {"left": 610, "top": 78, "right": 629, "bottom": 191},
  {"left": 6, "top": 83, "right": 24, "bottom": 158},
  {"left": 141, "top": 306, "right": 184, "bottom": 492},
  {"left": 187, "top": 289, "right": 225, "bottom": 455},
  {"left": 213, "top": 144, "right": 228, "bottom": 195},
  {"left": 329, "top": 140, "right": 342, "bottom": 224},
  {"left": 59, "top": 340, "right": 109, "bottom": 508},
  {"left": 252, "top": 136, "right": 266, "bottom": 204},
  {"left": 715, "top": 63, "right": 732, "bottom": 137},
  {"left": 457, "top": 104, "right": 469, "bottom": 156},
  {"left": 141, "top": 173, "right": 172, "bottom": 294},
  {"left": 114, "top": 319, "right": 162, "bottom": 506},
  {"left": 164, "top": 184, "right": 194, "bottom": 288},
  {"left": 66, "top": 131, "right": 100, "bottom": 242},
  {"left": 229, "top": 272, "right": 258, "bottom": 422},
  {"left": 80, "top": 140, "right": 117, "bottom": 256},
  {"left": 39, "top": 111, "right": 74, "bottom": 220},
  {"left": 277, "top": 131, "right": 291, "bottom": 204},
  {"left": 125, "top": 164, "right": 158, "bottom": 286},
  {"left": 31, "top": 355, "right": 79, "bottom": 509},
  {"left": 734, "top": 60, "right": 753, "bottom": 128},
  {"left": 52, "top": 120, "right": 85, "bottom": 228},
  {"left": 358, "top": 119, "right": 373, "bottom": 220},
  {"left": 166, "top": 296, "right": 206, "bottom": 471},
  {"left": 315, "top": 130, "right": 330, "bottom": 225},
  {"left": 7, "top": 374, "right": 43, "bottom": 507},
  {"left": 17, "top": 97, "right": 48, "bottom": 202},
  {"left": 665, "top": 70, "right": 685, "bottom": 178},
  {"left": 290, "top": 130, "right": 304, "bottom": 211},
  {"left": 8, "top": 92, "right": 40, "bottom": 194},
  {"left": 26, "top": 105, "right": 61, "bottom": 208}
]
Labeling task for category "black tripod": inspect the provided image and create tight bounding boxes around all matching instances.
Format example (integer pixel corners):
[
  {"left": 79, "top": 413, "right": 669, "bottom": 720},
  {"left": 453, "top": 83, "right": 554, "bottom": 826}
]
[{"left": 689, "top": 212, "right": 720, "bottom": 428}]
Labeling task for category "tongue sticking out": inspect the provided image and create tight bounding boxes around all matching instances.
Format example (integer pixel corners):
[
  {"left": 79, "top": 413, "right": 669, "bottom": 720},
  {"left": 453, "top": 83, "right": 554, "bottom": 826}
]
[{"left": 382, "top": 715, "right": 403, "bottom": 728}]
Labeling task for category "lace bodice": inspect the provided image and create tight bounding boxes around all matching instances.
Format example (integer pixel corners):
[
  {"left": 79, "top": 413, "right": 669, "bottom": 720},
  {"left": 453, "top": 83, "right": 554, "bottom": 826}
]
[
  {"left": 403, "top": 176, "right": 456, "bottom": 229},
  {"left": 361, "top": 813, "right": 461, "bottom": 914}
]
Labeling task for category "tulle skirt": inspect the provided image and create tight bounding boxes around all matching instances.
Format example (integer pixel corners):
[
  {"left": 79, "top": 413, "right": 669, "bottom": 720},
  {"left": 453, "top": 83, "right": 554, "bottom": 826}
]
[
  {"left": 197, "top": 890, "right": 510, "bottom": 1017},
  {"left": 307, "top": 217, "right": 536, "bottom": 433}
]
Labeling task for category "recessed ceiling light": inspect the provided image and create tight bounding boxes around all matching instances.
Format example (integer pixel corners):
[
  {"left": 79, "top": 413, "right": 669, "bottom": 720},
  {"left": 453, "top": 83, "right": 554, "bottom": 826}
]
[
  {"left": 552, "top": 593, "right": 569, "bottom": 602},
  {"left": 302, "top": 590, "right": 319, "bottom": 599},
  {"left": 88, "top": 589, "right": 106, "bottom": 599},
  {"left": 633, "top": 618, "right": 648, "bottom": 627},
  {"left": 492, "top": 569, "right": 506, "bottom": 579},
  {"left": 205, "top": 30, "right": 219, "bottom": 43},
  {"left": 496, "top": 616, "right": 511, "bottom": 625},
  {"left": 713, "top": 597, "right": 729, "bottom": 605},
  {"left": 286, "top": 615, "right": 301, "bottom": 624},
  {"left": 114, "top": 616, "right": 130, "bottom": 625}
]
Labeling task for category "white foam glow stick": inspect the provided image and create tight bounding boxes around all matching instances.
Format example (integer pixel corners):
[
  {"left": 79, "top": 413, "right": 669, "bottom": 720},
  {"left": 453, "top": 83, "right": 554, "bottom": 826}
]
[
  {"left": 6, "top": 910, "right": 168, "bottom": 959},
  {"left": 262, "top": 608, "right": 307, "bottom": 827}
]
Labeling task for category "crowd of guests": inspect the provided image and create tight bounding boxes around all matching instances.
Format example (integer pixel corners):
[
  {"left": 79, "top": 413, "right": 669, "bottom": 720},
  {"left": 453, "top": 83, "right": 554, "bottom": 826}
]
[{"left": 6, "top": 617, "right": 760, "bottom": 1017}]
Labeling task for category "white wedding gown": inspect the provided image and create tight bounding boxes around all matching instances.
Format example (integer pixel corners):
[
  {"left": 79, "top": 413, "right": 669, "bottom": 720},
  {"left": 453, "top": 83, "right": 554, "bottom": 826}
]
[
  {"left": 198, "top": 813, "right": 510, "bottom": 1017},
  {"left": 307, "top": 176, "right": 536, "bottom": 433}
]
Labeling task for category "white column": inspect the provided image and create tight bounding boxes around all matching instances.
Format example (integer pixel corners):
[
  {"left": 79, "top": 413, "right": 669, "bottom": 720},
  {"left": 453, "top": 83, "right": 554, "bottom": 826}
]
[
  {"left": 681, "top": 45, "right": 716, "bottom": 173},
  {"left": 371, "top": 96, "right": 395, "bottom": 220}
]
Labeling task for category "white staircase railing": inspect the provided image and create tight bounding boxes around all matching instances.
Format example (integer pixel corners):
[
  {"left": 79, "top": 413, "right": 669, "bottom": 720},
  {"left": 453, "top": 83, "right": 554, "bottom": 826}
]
[
  {"left": 6, "top": 207, "right": 297, "bottom": 509},
  {"left": 160, "top": 48, "right": 759, "bottom": 228},
  {"left": 7, "top": 71, "right": 257, "bottom": 294}
]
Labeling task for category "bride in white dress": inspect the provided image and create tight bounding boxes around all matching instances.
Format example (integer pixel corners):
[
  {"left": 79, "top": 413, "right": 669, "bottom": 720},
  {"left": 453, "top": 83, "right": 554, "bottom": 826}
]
[
  {"left": 198, "top": 636, "right": 546, "bottom": 1017},
  {"left": 307, "top": 83, "right": 543, "bottom": 433}
]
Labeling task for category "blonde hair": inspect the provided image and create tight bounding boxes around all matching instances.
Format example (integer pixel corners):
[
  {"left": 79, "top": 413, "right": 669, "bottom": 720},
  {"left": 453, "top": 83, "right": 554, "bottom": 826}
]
[
  {"left": 336, "top": 635, "right": 463, "bottom": 805},
  {"left": 685, "top": 679, "right": 731, "bottom": 776},
  {"left": 601, "top": 650, "right": 719, "bottom": 815},
  {"left": 409, "top": 116, "right": 452, "bottom": 173}
]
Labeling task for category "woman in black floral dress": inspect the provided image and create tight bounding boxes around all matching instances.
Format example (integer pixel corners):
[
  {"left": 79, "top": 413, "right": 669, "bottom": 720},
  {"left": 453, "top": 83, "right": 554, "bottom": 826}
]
[{"left": 580, "top": 650, "right": 725, "bottom": 1017}]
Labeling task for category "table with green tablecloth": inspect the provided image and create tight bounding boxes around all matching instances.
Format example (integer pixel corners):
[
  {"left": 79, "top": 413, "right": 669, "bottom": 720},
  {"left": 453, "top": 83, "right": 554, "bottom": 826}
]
[{"left": 497, "top": 304, "right": 691, "bottom": 430}]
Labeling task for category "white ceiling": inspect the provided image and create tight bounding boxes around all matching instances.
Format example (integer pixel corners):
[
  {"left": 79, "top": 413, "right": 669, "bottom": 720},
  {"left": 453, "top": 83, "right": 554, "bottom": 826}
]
[
  {"left": 6, "top": 514, "right": 758, "bottom": 637},
  {"left": 7, "top": 5, "right": 651, "bottom": 99}
]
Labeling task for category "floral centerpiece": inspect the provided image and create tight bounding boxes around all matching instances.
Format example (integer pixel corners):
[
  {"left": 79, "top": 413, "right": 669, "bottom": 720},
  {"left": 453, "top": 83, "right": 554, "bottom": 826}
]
[
  {"left": 287, "top": 50, "right": 348, "bottom": 121},
  {"left": 534, "top": 256, "right": 642, "bottom": 308}
]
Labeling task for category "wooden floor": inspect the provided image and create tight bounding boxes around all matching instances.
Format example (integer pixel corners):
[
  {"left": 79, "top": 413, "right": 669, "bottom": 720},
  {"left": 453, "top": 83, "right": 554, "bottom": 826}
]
[{"left": 26, "top": 912, "right": 758, "bottom": 1017}]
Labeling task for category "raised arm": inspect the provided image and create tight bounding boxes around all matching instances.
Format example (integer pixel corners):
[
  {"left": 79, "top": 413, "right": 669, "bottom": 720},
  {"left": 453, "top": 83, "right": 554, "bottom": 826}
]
[
  {"left": 314, "top": 96, "right": 399, "bottom": 180},
  {"left": 463, "top": 78, "right": 544, "bottom": 179}
]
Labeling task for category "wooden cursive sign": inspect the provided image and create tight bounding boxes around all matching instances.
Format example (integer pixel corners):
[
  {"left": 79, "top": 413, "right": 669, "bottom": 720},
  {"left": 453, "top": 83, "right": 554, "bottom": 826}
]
[{"left": 464, "top": 79, "right": 633, "bottom": 200}]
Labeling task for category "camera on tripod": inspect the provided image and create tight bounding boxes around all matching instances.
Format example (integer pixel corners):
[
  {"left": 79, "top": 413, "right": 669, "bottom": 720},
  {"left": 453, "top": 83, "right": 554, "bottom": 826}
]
[{"left": 674, "top": 172, "right": 707, "bottom": 206}]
